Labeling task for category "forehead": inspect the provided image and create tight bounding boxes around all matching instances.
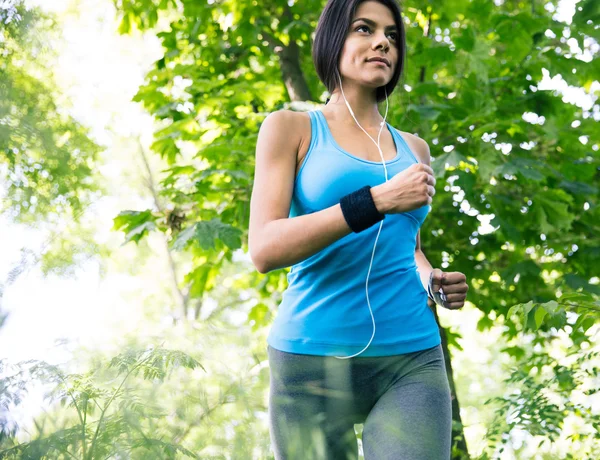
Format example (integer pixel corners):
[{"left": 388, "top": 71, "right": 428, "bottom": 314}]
[{"left": 353, "top": 1, "right": 395, "bottom": 22}]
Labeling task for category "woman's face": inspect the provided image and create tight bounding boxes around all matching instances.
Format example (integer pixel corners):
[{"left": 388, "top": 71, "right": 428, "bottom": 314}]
[{"left": 338, "top": 1, "right": 399, "bottom": 89}]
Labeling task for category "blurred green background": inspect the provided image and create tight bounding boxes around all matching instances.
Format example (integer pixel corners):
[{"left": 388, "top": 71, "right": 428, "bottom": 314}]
[{"left": 0, "top": 0, "right": 598, "bottom": 458}]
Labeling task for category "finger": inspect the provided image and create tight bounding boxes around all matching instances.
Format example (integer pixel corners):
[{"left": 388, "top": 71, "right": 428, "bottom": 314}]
[
  {"left": 438, "top": 292, "right": 460, "bottom": 302},
  {"left": 445, "top": 302, "right": 465, "bottom": 310},
  {"left": 444, "top": 273, "right": 466, "bottom": 285},
  {"left": 441, "top": 272, "right": 456, "bottom": 284},
  {"left": 420, "top": 163, "right": 434, "bottom": 175},
  {"left": 432, "top": 279, "right": 444, "bottom": 293},
  {"left": 442, "top": 276, "right": 467, "bottom": 287},
  {"left": 439, "top": 284, "right": 469, "bottom": 294},
  {"left": 430, "top": 270, "right": 444, "bottom": 289}
]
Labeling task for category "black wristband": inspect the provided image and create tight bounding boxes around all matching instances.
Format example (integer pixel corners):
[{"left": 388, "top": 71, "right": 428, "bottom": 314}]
[{"left": 340, "top": 185, "right": 385, "bottom": 233}]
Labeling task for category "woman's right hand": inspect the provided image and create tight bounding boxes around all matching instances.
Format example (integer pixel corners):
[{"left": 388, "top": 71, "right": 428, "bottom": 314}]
[{"left": 371, "top": 163, "right": 436, "bottom": 214}]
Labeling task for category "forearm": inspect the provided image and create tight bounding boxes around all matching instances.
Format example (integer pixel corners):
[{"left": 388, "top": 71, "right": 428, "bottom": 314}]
[
  {"left": 415, "top": 249, "right": 434, "bottom": 293},
  {"left": 255, "top": 186, "right": 388, "bottom": 274},
  {"left": 256, "top": 203, "right": 353, "bottom": 273}
]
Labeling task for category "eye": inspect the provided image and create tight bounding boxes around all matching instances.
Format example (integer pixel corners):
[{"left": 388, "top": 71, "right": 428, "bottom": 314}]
[{"left": 355, "top": 25, "right": 397, "bottom": 41}]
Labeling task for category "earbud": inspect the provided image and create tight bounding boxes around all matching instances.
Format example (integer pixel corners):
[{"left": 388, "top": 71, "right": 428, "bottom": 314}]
[{"left": 334, "top": 73, "right": 389, "bottom": 360}]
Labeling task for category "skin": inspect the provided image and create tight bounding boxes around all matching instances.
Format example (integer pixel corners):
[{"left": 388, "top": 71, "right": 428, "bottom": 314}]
[{"left": 323, "top": 0, "right": 468, "bottom": 310}]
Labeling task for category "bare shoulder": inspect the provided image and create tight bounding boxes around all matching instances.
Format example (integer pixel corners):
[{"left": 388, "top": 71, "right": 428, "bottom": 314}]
[
  {"left": 278, "top": 109, "right": 312, "bottom": 168},
  {"left": 267, "top": 109, "right": 310, "bottom": 151},
  {"left": 396, "top": 129, "right": 431, "bottom": 166},
  {"left": 264, "top": 109, "right": 303, "bottom": 132}
]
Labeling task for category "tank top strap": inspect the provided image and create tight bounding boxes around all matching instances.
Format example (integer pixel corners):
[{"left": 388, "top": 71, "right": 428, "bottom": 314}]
[
  {"left": 307, "top": 109, "right": 330, "bottom": 152},
  {"left": 390, "top": 128, "right": 420, "bottom": 164}
]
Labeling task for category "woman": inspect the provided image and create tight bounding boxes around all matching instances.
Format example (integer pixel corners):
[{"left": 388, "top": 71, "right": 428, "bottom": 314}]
[{"left": 249, "top": 0, "right": 469, "bottom": 458}]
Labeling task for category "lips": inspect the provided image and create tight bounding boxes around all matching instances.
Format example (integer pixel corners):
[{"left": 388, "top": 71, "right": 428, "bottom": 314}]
[{"left": 367, "top": 57, "right": 390, "bottom": 67}]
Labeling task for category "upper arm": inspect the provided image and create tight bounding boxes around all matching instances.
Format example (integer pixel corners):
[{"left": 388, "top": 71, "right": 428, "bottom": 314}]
[
  {"left": 405, "top": 133, "right": 431, "bottom": 168},
  {"left": 403, "top": 133, "right": 431, "bottom": 252},
  {"left": 248, "top": 110, "right": 301, "bottom": 270}
]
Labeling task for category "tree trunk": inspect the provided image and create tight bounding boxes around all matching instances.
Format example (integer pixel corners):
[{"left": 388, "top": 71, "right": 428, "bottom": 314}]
[
  {"left": 431, "top": 304, "right": 470, "bottom": 459},
  {"left": 277, "top": 39, "right": 312, "bottom": 102},
  {"left": 260, "top": 3, "right": 312, "bottom": 103}
]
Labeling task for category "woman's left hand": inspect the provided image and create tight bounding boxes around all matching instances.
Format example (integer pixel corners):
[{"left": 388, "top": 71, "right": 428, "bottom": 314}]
[{"left": 428, "top": 270, "right": 469, "bottom": 310}]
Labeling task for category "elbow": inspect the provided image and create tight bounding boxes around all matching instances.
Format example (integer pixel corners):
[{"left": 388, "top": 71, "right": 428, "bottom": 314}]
[
  {"left": 250, "top": 246, "right": 270, "bottom": 274},
  {"left": 255, "top": 260, "right": 270, "bottom": 275},
  {"left": 249, "top": 224, "right": 276, "bottom": 274},
  {"left": 250, "top": 253, "right": 265, "bottom": 274}
]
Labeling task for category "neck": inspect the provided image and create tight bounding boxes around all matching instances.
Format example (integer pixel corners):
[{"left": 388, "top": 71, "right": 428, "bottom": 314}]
[{"left": 325, "top": 83, "right": 386, "bottom": 129}]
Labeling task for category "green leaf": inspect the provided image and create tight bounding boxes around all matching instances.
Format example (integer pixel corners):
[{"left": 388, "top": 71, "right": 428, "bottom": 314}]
[
  {"left": 118, "top": 11, "right": 131, "bottom": 34},
  {"left": 534, "top": 306, "right": 547, "bottom": 329},
  {"left": 113, "top": 210, "right": 157, "bottom": 244},
  {"left": 195, "top": 218, "right": 243, "bottom": 250},
  {"left": 170, "top": 224, "right": 197, "bottom": 251},
  {"left": 171, "top": 219, "right": 242, "bottom": 252},
  {"left": 559, "top": 180, "right": 598, "bottom": 196},
  {"left": 151, "top": 135, "right": 180, "bottom": 164},
  {"left": 476, "top": 314, "right": 494, "bottom": 331},
  {"left": 500, "top": 345, "right": 526, "bottom": 360},
  {"left": 452, "top": 26, "right": 475, "bottom": 52},
  {"left": 184, "top": 264, "right": 213, "bottom": 298},
  {"left": 432, "top": 150, "right": 468, "bottom": 178},
  {"left": 494, "top": 157, "right": 545, "bottom": 181},
  {"left": 248, "top": 303, "right": 269, "bottom": 331},
  {"left": 478, "top": 153, "right": 502, "bottom": 182},
  {"left": 444, "top": 327, "right": 464, "bottom": 351},
  {"left": 532, "top": 189, "right": 575, "bottom": 234},
  {"left": 508, "top": 301, "right": 535, "bottom": 327},
  {"left": 542, "top": 300, "right": 559, "bottom": 314},
  {"left": 406, "top": 103, "right": 451, "bottom": 121}
]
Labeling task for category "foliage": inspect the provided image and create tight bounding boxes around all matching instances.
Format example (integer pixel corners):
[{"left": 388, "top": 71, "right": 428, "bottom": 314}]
[
  {"left": 0, "top": 0, "right": 103, "bottom": 222},
  {"left": 1, "top": 0, "right": 598, "bottom": 458},
  {"left": 107, "top": 0, "right": 600, "bottom": 456},
  {"left": 0, "top": 0, "right": 106, "bottom": 276},
  {"left": 109, "top": 0, "right": 599, "bottom": 333},
  {"left": 479, "top": 341, "right": 600, "bottom": 459},
  {"left": 0, "top": 346, "right": 204, "bottom": 459}
]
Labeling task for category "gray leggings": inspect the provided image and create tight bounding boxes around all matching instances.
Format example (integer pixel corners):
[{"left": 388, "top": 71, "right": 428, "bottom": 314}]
[{"left": 267, "top": 344, "right": 452, "bottom": 460}]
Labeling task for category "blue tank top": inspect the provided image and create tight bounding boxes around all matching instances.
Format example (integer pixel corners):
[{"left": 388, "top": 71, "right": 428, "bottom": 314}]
[{"left": 266, "top": 109, "right": 441, "bottom": 357}]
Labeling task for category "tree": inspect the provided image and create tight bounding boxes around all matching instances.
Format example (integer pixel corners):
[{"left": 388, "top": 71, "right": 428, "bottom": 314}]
[
  {"left": 0, "top": 0, "right": 105, "bottom": 277},
  {"left": 105, "top": 0, "right": 599, "bottom": 457}
]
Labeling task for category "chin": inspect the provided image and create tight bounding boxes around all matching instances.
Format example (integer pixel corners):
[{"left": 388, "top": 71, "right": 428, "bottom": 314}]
[{"left": 364, "top": 78, "right": 389, "bottom": 87}]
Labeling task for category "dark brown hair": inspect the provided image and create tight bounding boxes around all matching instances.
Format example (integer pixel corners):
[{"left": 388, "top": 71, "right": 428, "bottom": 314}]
[{"left": 313, "top": 0, "right": 406, "bottom": 104}]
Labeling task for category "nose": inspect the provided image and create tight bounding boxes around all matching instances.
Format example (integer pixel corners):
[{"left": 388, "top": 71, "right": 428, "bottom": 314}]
[{"left": 372, "top": 32, "right": 390, "bottom": 52}]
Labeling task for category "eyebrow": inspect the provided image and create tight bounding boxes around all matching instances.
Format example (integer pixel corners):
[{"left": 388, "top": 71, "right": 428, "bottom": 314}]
[{"left": 351, "top": 18, "right": 397, "bottom": 30}]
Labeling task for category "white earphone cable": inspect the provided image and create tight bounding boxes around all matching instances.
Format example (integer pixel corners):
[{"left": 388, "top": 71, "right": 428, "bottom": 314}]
[{"left": 334, "top": 72, "right": 389, "bottom": 360}]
